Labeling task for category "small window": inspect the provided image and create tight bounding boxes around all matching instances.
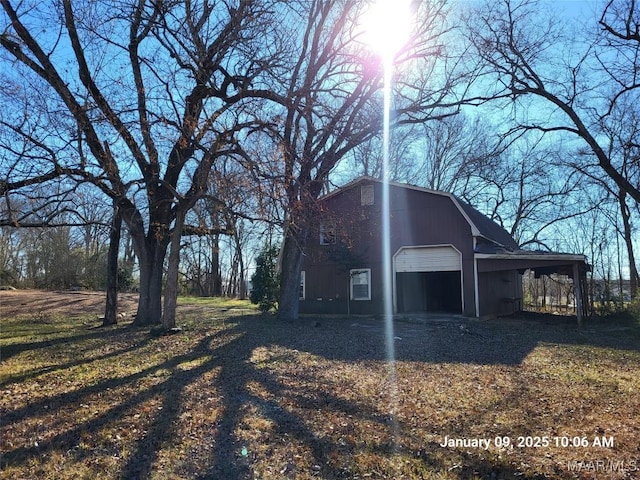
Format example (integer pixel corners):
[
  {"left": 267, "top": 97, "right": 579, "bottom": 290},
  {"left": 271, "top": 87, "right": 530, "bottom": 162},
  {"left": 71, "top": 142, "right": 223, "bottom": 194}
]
[
  {"left": 361, "top": 185, "right": 374, "bottom": 205},
  {"left": 299, "top": 271, "right": 306, "bottom": 300},
  {"left": 319, "top": 223, "right": 336, "bottom": 245},
  {"left": 350, "top": 269, "right": 371, "bottom": 300}
]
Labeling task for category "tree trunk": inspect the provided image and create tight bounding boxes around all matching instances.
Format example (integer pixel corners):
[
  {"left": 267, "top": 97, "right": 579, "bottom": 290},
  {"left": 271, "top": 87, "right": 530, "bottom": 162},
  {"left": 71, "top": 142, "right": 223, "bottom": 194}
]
[
  {"left": 162, "top": 209, "right": 186, "bottom": 330},
  {"left": 277, "top": 226, "right": 306, "bottom": 320},
  {"left": 619, "top": 190, "right": 639, "bottom": 299},
  {"left": 229, "top": 225, "right": 245, "bottom": 298},
  {"left": 211, "top": 233, "right": 222, "bottom": 296},
  {"left": 134, "top": 239, "right": 167, "bottom": 326},
  {"left": 103, "top": 204, "right": 122, "bottom": 326},
  {"left": 238, "top": 239, "right": 246, "bottom": 300},
  {"left": 123, "top": 229, "right": 136, "bottom": 266}
]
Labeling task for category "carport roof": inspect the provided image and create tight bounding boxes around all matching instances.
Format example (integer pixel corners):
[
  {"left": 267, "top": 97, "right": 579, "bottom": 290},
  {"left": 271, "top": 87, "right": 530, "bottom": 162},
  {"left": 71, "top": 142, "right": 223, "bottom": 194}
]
[{"left": 476, "top": 249, "right": 589, "bottom": 276}]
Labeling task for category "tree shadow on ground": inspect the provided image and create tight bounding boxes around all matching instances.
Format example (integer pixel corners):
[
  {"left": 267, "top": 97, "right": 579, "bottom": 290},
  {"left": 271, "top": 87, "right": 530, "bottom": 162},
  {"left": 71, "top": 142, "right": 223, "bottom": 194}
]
[
  {"left": 0, "top": 331, "right": 154, "bottom": 388},
  {"left": 2, "top": 311, "right": 636, "bottom": 479},
  {"left": 195, "top": 314, "right": 603, "bottom": 479},
  {"left": 0, "top": 324, "right": 144, "bottom": 363},
  {"left": 262, "top": 312, "right": 639, "bottom": 366},
  {"left": 4, "top": 320, "right": 397, "bottom": 479}
]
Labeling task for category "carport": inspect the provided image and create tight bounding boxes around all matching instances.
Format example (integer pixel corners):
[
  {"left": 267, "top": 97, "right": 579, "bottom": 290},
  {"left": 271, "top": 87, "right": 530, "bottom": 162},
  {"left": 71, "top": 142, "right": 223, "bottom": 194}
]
[{"left": 475, "top": 251, "right": 589, "bottom": 324}]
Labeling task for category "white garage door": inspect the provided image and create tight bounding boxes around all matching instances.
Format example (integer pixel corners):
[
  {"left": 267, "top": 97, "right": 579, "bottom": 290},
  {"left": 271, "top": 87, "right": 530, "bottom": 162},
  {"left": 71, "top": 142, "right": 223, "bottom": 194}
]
[{"left": 395, "top": 246, "right": 462, "bottom": 273}]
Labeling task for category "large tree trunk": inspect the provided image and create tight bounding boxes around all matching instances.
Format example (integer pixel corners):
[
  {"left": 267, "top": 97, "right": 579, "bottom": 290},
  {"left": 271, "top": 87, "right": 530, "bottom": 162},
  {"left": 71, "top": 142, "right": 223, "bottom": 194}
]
[
  {"left": 103, "top": 204, "right": 122, "bottom": 326},
  {"left": 229, "top": 224, "right": 246, "bottom": 298},
  {"left": 277, "top": 226, "right": 307, "bottom": 321},
  {"left": 162, "top": 209, "right": 186, "bottom": 330},
  {"left": 211, "top": 233, "right": 222, "bottom": 296},
  {"left": 237, "top": 237, "right": 246, "bottom": 300},
  {"left": 135, "top": 239, "right": 167, "bottom": 326}
]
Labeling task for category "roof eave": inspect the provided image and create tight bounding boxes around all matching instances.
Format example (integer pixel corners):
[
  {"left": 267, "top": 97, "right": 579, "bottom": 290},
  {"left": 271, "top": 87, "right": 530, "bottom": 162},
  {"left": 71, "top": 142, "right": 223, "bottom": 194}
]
[{"left": 475, "top": 252, "right": 588, "bottom": 263}]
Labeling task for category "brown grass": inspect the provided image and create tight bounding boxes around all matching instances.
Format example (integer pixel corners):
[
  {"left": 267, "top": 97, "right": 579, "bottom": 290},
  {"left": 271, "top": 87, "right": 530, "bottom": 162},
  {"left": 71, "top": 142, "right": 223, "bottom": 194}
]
[{"left": 1, "top": 290, "right": 639, "bottom": 479}]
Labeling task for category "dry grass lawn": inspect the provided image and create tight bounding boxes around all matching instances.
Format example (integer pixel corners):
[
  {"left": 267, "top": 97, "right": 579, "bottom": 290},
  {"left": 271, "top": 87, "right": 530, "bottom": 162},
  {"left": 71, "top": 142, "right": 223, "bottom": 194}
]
[{"left": 1, "top": 290, "right": 639, "bottom": 479}]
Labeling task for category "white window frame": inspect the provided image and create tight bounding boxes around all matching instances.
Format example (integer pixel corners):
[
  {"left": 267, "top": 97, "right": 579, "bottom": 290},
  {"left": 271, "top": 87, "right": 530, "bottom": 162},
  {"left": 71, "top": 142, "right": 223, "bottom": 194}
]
[
  {"left": 350, "top": 268, "right": 371, "bottom": 301},
  {"left": 299, "top": 270, "right": 306, "bottom": 300},
  {"left": 319, "top": 222, "right": 336, "bottom": 245}
]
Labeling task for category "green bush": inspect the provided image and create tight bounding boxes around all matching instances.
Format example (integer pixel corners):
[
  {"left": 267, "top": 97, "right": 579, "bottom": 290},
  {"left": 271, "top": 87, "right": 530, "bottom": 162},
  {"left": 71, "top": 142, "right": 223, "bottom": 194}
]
[
  {"left": 250, "top": 244, "right": 280, "bottom": 313},
  {"left": 117, "top": 262, "right": 135, "bottom": 292},
  {"left": 628, "top": 291, "right": 640, "bottom": 323}
]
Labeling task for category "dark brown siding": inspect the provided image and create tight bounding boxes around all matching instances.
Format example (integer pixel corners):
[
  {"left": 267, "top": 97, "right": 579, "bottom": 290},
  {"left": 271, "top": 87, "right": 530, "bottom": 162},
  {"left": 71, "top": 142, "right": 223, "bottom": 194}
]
[
  {"left": 478, "top": 270, "right": 523, "bottom": 317},
  {"left": 387, "top": 185, "right": 475, "bottom": 316},
  {"left": 300, "top": 179, "right": 476, "bottom": 316}
]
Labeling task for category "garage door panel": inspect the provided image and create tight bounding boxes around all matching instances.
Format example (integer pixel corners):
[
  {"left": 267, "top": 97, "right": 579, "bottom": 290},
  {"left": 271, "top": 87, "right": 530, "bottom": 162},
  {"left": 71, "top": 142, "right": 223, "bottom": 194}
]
[{"left": 395, "top": 246, "right": 461, "bottom": 272}]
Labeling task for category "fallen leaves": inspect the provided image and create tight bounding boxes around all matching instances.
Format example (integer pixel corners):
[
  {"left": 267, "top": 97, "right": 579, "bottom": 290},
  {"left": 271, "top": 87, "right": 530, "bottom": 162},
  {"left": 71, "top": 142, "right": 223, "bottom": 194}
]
[{"left": 1, "top": 299, "right": 639, "bottom": 479}]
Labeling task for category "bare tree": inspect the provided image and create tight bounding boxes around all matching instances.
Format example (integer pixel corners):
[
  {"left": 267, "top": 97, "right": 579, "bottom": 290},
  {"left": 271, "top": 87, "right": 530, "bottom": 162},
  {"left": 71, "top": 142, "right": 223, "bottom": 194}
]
[
  {"left": 414, "top": 116, "right": 496, "bottom": 193},
  {"left": 242, "top": 0, "right": 478, "bottom": 320},
  {"left": 464, "top": 0, "right": 640, "bottom": 204},
  {"left": 596, "top": 96, "right": 640, "bottom": 296},
  {"left": 1, "top": 0, "right": 279, "bottom": 327},
  {"left": 338, "top": 125, "right": 423, "bottom": 182},
  {"left": 103, "top": 202, "right": 122, "bottom": 326}
]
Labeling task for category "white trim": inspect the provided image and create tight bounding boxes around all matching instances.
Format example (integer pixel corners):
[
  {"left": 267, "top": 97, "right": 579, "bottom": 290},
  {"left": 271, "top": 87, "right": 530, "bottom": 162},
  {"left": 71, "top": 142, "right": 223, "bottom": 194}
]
[
  {"left": 473, "top": 237, "right": 480, "bottom": 318},
  {"left": 319, "top": 223, "right": 336, "bottom": 245},
  {"left": 350, "top": 268, "right": 371, "bottom": 301},
  {"left": 460, "top": 268, "right": 465, "bottom": 315},
  {"left": 474, "top": 257, "right": 480, "bottom": 318},
  {"left": 392, "top": 259, "right": 397, "bottom": 314},
  {"left": 299, "top": 270, "right": 306, "bottom": 300}
]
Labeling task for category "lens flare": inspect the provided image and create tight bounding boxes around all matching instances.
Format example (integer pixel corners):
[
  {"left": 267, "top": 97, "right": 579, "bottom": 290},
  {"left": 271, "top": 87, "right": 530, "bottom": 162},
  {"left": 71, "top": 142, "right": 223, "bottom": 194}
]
[
  {"left": 362, "top": 0, "right": 413, "bottom": 450},
  {"left": 361, "top": 0, "right": 413, "bottom": 62}
]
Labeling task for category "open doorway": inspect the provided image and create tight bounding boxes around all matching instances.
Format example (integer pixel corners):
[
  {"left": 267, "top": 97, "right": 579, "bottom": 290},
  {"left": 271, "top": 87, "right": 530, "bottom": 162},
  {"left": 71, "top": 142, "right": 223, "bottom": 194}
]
[{"left": 396, "top": 271, "right": 462, "bottom": 313}]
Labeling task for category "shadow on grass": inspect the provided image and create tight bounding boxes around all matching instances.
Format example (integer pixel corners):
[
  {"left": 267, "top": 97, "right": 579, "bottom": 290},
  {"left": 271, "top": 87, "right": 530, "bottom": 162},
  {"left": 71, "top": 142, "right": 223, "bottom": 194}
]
[
  {"left": 3, "top": 320, "right": 383, "bottom": 479},
  {"left": 264, "top": 312, "right": 639, "bottom": 366},
  {"left": 0, "top": 323, "right": 139, "bottom": 362},
  {"left": 0, "top": 327, "right": 154, "bottom": 388},
  {"left": 2, "top": 311, "right": 636, "bottom": 479}
]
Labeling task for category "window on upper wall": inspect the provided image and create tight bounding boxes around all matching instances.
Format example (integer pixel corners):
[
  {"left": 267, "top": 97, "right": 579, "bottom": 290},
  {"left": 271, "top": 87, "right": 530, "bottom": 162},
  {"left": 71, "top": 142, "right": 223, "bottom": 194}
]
[
  {"left": 319, "top": 223, "right": 336, "bottom": 245},
  {"left": 350, "top": 269, "right": 371, "bottom": 300},
  {"left": 299, "top": 271, "right": 306, "bottom": 300},
  {"left": 361, "top": 185, "right": 374, "bottom": 205}
]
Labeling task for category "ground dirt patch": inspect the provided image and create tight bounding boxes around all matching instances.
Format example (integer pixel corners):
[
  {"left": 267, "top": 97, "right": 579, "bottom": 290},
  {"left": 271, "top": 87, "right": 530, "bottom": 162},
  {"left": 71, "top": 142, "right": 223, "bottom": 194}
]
[
  {"left": 1, "top": 291, "right": 639, "bottom": 479},
  {"left": 0, "top": 289, "right": 140, "bottom": 319}
]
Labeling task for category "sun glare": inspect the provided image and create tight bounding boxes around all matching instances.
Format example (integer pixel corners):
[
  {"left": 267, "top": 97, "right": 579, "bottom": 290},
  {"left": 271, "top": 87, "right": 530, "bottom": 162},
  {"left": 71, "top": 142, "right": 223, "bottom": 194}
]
[{"left": 361, "top": 0, "right": 413, "bottom": 62}]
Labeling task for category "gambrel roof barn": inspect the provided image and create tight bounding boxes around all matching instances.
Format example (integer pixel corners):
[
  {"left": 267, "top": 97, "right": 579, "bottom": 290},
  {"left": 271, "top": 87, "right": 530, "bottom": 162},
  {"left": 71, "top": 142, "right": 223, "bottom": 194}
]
[{"left": 299, "top": 177, "right": 589, "bottom": 321}]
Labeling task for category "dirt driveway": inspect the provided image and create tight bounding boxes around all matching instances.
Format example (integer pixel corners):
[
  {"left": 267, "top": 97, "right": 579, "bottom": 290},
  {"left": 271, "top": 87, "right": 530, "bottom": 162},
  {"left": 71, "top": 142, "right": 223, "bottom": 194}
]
[{"left": 0, "top": 289, "right": 139, "bottom": 319}]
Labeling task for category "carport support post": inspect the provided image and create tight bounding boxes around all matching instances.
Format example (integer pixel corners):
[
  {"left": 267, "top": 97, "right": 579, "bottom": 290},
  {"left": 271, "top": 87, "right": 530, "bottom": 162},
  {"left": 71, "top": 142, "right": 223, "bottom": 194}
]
[
  {"left": 347, "top": 275, "right": 351, "bottom": 316},
  {"left": 573, "top": 263, "right": 583, "bottom": 326}
]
